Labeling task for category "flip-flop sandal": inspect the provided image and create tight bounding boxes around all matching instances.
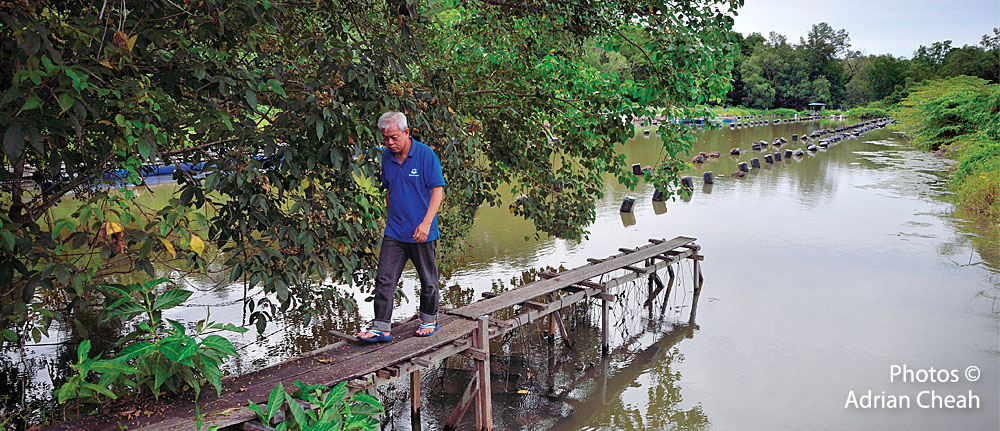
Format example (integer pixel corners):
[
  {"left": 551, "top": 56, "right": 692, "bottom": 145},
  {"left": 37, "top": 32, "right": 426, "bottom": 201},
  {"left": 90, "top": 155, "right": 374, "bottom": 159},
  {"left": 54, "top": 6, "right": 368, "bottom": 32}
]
[
  {"left": 414, "top": 322, "right": 438, "bottom": 337},
  {"left": 357, "top": 329, "right": 392, "bottom": 343}
]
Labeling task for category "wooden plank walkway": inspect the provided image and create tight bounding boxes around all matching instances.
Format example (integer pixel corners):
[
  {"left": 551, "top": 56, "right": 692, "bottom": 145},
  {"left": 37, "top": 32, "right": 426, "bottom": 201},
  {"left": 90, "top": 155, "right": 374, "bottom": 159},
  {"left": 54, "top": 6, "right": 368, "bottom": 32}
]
[
  {"left": 46, "top": 236, "right": 702, "bottom": 431},
  {"left": 450, "top": 236, "right": 695, "bottom": 319}
]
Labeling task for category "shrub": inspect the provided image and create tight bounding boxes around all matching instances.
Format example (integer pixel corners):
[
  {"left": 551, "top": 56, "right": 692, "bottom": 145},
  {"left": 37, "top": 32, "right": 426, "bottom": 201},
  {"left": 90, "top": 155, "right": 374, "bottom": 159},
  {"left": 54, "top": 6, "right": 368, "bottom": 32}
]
[
  {"left": 248, "top": 381, "right": 383, "bottom": 431},
  {"left": 53, "top": 277, "right": 246, "bottom": 412},
  {"left": 102, "top": 278, "right": 247, "bottom": 399},
  {"left": 896, "top": 76, "right": 998, "bottom": 150}
]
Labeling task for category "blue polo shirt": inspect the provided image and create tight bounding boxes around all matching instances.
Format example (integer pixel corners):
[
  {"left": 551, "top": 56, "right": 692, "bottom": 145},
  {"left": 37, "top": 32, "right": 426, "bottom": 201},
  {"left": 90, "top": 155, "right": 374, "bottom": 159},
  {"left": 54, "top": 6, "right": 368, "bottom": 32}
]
[{"left": 381, "top": 139, "right": 445, "bottom": 243}]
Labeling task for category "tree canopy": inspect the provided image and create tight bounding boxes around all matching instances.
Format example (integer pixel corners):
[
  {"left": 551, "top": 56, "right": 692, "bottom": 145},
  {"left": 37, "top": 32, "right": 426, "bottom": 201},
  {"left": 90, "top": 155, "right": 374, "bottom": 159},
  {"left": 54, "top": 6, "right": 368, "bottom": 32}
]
[
  {"left": 0, "top": 0, "right": 740, "bottom": 341},
  {"left": 727, "top": 24, "right": 999, "bottom": 110}
]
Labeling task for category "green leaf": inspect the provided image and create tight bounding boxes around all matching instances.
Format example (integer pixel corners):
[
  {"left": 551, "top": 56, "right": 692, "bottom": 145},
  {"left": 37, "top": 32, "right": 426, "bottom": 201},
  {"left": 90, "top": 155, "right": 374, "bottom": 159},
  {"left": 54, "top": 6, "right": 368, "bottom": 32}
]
[
  {"left": 152, "top": 355, "right": 170, "bottom": 397},
  {"left": 201, "top": 334, "right": 238, "bottom": 357},
  {"left": 102, "top": 301, "right": 145, "bottom": 322},
  {"left": 245, "top": 90, "right": 258, "bottom": 109},
  {"left": 349, "top": 392, "right": 384, "bottom": 416},
  {"left": 247, "top": 402, "right": 267, "bottom": 424},
  {"left": 283, "top": 392, "right": 309, "bottom": 427},
  {"left": 325, "top": 381, "right": 348, "bottom": 407},
  {"left": 209, "top": 322, "right": 248, "bottom": 333},
  {"left": 201, "top": 354, "right": 222, "bottom": 395},
  {"left": 21, "top": 93, "right": 42, "bottom": 110},
  {"left": 57, "top": 92, "right": 74, "bottom": 112},
  {"left": 266, "top": 383, "right": 285, "bottom": 423},
  {"left": 91, "top": 359, "right": 137, "bottom": 375},
  {"left": 77, "top": 339, "right": 92, "bottom": 363},
  {"left": 175, "top": 340, "right": 200, "bottom": 362},
  {"left": 115, "top": 341, "right": 155, "bottom": 361},
  {"left": 1, "top": 329, "right": 16, "bottom": 342},
  {"left": 3, "top": 123, "right": 24, "bottom": 160},
  {"left": 167, "top": 318, "right": 186, "bottom": 334},
  {"left": 82, "top": 382, "right": 118, "bottom": 400},
  {"left": 152, "top": 289, "right": 193, "bottom": 310},
  {"left": 57, "top": 378, "right": 80, "bottom": 404}
]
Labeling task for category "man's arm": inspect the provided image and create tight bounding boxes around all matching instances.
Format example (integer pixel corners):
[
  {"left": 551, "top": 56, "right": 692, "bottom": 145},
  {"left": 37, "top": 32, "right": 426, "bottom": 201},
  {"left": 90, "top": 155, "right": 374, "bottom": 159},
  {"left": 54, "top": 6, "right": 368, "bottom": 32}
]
[{"left": 413, "top": 186, "right": 443, "bottom": 243}]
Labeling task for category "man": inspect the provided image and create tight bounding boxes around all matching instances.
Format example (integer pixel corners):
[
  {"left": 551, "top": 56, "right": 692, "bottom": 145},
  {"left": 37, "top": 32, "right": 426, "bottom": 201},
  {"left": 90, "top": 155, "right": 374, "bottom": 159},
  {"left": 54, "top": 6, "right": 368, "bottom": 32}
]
[{"left": 357, "top": 112, "right": 445, "bottom": 342}]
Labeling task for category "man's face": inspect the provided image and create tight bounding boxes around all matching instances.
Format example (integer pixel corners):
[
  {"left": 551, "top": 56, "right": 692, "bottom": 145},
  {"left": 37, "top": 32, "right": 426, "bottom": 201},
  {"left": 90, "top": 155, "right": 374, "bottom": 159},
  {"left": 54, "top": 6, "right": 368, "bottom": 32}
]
[{"left": 382, "top": 125, "right": 410, "bottom": 154}]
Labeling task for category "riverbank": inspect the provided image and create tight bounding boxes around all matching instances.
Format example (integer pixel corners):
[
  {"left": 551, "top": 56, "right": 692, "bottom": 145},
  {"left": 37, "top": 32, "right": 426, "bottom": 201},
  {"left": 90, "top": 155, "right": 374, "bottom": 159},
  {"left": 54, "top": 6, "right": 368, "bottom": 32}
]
[{"left": 894, "top": 76, "right": 1000, "bottom": 225}]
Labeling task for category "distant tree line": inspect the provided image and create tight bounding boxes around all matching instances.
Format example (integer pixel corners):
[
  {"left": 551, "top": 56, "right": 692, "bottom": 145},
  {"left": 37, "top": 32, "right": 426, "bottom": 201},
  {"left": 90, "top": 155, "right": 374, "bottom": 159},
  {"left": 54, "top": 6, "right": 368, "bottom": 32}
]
[{"left": 721, "top": 24, "right": 999, "bottom": 110}]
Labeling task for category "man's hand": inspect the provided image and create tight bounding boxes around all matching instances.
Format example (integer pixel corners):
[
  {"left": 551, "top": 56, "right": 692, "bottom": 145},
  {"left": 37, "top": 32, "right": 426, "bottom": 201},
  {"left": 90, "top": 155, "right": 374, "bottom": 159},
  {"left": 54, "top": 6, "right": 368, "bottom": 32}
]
[{"left": 413, "top": 222, "right": 431, "bottom": 243}]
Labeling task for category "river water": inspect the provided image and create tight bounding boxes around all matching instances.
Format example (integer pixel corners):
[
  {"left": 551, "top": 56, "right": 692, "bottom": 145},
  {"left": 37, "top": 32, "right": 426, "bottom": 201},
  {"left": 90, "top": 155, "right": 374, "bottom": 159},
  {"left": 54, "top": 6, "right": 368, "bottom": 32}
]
[{"left": 5, "top": 119, "right": 999, "bottom": 430}]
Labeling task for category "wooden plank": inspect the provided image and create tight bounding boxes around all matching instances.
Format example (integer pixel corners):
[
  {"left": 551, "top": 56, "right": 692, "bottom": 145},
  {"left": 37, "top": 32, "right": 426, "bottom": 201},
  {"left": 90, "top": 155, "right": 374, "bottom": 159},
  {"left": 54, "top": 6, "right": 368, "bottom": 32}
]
[
  {"left": 622, "top": 265, "right": 646, "bottom": 273},
  {"left": 552, "top": 310, "right": 574, "bottom": 348},
  {"left": 412, "top": 357, "right": 434, "bottom": 368},
  {"left": 450, "top": 236, "right": 695, "bottom": 319},
  {"left": 444, "top": 373, "right": 479, "bottom": 430},
  {"left": 643, "top": 273, "right": 667, "bottom": 307},
  {"left": 521, "top": 299, "right": 547, "bottom": 310}
]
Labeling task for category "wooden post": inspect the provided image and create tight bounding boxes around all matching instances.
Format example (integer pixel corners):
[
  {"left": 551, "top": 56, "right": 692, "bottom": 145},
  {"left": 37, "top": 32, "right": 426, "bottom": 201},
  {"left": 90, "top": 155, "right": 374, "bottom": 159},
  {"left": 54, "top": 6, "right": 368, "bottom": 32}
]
[
  {"left": 474, "top": 316, "right": 493, "bottom": 431},
  {"left": 546, "top": 294, "right": 557, "bottom": 343},
  {"left": 646, "top": 273, "right": 654, "bottom": 313},
  {"left": 600, "top": 355, "right": 609, "bottom": 405},
  {"left": 410, "top": 370, "right": 421, "bottom": 417},
  {"left": 693, "top": 259, "right": 701, "bottom": 294},
  {"left": 689, "top": 285, "right": 701, "bottom": 327},
  {"left": 601, "top": 286, "right": 609, "bottom": 356}
]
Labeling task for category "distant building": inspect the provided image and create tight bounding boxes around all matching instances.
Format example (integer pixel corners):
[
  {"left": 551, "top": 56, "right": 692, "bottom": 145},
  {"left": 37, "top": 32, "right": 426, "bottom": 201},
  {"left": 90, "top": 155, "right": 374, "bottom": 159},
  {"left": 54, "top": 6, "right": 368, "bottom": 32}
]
[{"left": 808, "top": 103, "right": 826, "bottom": 112}]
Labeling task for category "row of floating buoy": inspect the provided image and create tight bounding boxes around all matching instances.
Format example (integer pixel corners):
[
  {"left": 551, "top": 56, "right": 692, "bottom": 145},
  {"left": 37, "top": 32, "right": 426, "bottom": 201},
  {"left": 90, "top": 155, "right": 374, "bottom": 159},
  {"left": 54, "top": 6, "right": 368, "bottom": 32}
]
[{"left": 621, "top": 118, "right": 895, "bottom": 212}]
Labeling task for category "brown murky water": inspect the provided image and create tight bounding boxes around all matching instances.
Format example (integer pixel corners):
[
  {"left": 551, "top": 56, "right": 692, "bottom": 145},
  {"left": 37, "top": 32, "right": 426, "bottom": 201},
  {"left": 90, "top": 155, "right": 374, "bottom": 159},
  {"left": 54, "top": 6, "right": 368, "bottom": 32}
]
[{"left": 5, "top": 119, "right": 999, "bottom": 430}]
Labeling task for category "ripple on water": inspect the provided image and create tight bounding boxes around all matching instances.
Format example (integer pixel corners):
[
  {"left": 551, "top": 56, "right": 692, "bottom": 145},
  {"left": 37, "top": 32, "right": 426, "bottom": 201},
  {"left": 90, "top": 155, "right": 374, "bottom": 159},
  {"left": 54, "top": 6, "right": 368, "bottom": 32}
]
[{"left": 853, "top": 140, "right": 956, "bottom": 199}]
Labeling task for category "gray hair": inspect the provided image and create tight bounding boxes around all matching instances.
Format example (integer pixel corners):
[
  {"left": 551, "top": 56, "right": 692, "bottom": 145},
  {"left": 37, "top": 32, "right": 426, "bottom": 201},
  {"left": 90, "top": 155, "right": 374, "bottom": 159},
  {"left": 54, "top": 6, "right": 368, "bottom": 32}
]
[{"left": 377, "top": 112, "right": 408, "bottom": 132}]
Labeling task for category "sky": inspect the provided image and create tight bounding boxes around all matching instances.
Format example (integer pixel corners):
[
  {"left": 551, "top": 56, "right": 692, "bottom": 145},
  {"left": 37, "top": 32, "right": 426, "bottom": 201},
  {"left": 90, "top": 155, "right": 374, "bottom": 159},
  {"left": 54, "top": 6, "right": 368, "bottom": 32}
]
[{"left": 731, "top": 0, "right": 1000, "bottom": 58}]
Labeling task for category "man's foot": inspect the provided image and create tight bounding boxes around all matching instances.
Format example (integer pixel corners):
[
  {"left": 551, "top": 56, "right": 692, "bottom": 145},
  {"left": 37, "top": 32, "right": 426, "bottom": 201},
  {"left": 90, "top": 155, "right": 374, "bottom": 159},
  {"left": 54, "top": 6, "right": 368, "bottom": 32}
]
[
  {"left": 357, "top": 329, "right": 392, "bottom": 343},
  {"left": 415, "top": 321, "right": 438, "bottom": 337}
]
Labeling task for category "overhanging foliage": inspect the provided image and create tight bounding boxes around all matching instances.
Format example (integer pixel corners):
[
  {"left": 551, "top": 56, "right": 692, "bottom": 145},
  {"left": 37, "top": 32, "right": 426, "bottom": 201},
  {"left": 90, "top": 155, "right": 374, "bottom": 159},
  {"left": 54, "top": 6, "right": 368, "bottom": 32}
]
[{"left": 0, "top": 0, "right": 739, "bottom": 340}]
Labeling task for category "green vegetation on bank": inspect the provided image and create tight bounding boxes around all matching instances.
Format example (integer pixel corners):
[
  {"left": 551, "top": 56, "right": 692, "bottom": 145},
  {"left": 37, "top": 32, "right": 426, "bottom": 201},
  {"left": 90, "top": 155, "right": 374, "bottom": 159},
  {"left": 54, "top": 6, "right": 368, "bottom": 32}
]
[{"left": 895, "top": 77, "right": 1000, "bottom": 223}]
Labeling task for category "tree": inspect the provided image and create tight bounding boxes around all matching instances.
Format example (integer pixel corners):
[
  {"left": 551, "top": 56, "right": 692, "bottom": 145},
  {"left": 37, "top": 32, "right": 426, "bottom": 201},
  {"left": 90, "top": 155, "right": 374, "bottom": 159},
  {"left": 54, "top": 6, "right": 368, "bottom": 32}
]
[
  {"left": 797, "top": 23, "right": 850, "bottom": 107},
  {"left": 941, "top": 45, "right": 999, "bottom": 83},
  {"left": 811, "top": 76, "right": 831, "bottom": 104},
  {"left": 844, "top": 55, "right": 873, "bottom": 107},
  {"left": 0, "top": 1, "right": 742, "bottom": 343},
  {"left": 868, "top": 55, "right": 909, "bottom": 101}
]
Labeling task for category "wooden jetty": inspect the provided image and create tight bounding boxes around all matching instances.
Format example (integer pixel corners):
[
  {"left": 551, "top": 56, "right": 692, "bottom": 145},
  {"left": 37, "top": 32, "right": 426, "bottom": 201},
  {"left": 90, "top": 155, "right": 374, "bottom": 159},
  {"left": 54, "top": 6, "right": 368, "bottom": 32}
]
[{"left": 48, "top": 236, "right": 703, "bottom": 431}]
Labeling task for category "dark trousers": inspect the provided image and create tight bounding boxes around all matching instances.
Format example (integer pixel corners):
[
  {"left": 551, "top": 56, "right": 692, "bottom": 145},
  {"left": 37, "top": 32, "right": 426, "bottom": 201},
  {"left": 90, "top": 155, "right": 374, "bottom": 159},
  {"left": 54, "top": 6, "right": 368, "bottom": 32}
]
[{"left": 372, "top": 236, "right": 439, "bottom": 332}]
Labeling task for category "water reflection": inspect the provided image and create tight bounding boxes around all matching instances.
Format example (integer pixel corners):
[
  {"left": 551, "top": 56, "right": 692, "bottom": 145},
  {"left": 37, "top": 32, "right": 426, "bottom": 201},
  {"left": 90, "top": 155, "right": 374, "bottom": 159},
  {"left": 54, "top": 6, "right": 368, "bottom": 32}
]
[
  {"left": 619, "top": 212, "right": 636, "bottom": 228},
  {"left": 652, "top": 201, "right": 668, "bottom": 215}
]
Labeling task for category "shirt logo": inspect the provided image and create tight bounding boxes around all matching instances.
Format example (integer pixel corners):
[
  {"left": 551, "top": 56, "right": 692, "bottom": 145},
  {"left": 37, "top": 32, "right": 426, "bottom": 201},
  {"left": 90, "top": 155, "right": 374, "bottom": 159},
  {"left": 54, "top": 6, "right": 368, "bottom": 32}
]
[{"left": 409, "top": 168, "right": 419, "bottom": 177}]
